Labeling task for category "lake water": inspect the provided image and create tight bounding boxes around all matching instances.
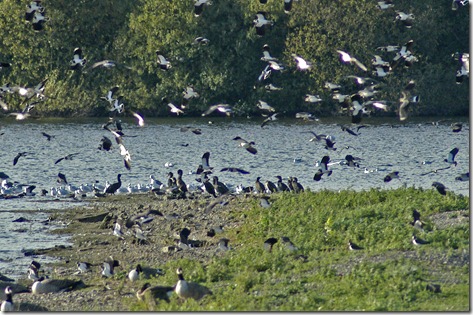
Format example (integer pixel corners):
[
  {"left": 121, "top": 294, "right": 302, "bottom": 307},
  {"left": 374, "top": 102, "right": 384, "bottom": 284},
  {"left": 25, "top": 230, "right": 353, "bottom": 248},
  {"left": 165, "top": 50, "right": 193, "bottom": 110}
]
[{"left": 0, "top": 116, "right": 469, "bottom": 279}]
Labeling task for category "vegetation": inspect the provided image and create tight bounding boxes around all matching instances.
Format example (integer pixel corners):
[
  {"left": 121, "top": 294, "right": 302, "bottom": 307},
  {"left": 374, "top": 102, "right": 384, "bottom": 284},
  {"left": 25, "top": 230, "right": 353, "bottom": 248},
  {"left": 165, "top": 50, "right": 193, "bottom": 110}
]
[
  {"left": 30, "top": 187, "right": 469, "bottom": 311},
  {"left": 0, "top": 0, "right": 469, "bottom": 117}
]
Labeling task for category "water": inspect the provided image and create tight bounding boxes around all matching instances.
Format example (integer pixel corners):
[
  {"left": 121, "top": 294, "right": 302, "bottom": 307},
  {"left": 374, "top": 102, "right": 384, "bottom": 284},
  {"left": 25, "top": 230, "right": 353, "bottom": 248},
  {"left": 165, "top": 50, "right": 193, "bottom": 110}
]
[{"left": 0, "top": 116, "right": 469, "bottom": 279}]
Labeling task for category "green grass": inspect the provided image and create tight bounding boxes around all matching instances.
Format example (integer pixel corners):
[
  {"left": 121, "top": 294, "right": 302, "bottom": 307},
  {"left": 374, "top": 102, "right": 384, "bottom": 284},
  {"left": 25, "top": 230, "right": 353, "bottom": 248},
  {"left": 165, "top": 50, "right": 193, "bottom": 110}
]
[{"left": 125, "top": 188, "right": 470, "bottom": 311}]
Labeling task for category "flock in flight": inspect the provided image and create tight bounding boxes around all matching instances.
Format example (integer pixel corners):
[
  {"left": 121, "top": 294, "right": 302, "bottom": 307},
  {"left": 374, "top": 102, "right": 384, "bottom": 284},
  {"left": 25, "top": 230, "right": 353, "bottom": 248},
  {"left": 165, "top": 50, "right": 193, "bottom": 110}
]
[{"left": 0, "top": 0, "right": 470, "bottom": 310}]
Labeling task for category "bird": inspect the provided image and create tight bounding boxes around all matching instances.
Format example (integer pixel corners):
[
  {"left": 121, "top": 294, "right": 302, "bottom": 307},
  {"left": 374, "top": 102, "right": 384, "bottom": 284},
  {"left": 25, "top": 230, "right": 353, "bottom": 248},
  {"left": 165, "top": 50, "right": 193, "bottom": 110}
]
[
  {"left": 105, "top": 174, "right": 122, "bottom": 194},
  {"left": 253, "top": 11, "right": 273, "bottom": 36},
  {"left": 156, "top": 50, "right": 171, "bottom": 70},
  {"left": 130, "top": 111, "right": 145, "bottom": 127},
  {"left": 202, "top": 104, "right": 233, "bottom": 116},
  {"left": 283, "top": 0, "right": 294, "bottom": 12},
  {"left": 259, "top": 196, "right": 271, "bottom": 208},
  {"left": 41, "top": 132, "right": 55, "bottom": 141},
  {"left": 13, "top": 152, "right": 28, "bottom": 166},
  {"left": 340, "top": 125, "right": 358, "bottom": 136},
  {"left": 288, "top": 177, "right": 304, "bottom": 193},
  {"left": 410, "top": 209, "right": 423, "bottom": 228},
  {"left": 377, "top": 0, "right": 394, "bottom": 10},
  {"left": 292, "top": 54, "right": 312, "bottom": 70},
  {"left": 336, "top": 50, "right": 368, "bottom": 71},
  {"left": 419, "top": 166, "right": 452, "bottom": 176},
  {"left": 201, "top": 151, "right": 213, "bottom": 173},
  {"left": 398, "top": 91, "right": 411, "bottom": 121},
  {"left": 213, "top": 176, "right": 229, "bottom": 195},
  {"left": 348, "top": 240, "right": 363, "bottom": 250},
  {"left": 232, "top": 136, "right": 257, "bottom": 154},
  {"left": 444, "top": 148, "right": 459, "bottom": 166},
  {"left": 264, "top": 237, "right": 278, "bottom": 252},
  {"left": 1, "top": 286, "right": 13, "bottom": 312},
  {"left": 175, "top": 267, "right": 212, "bottom": 301},
  {"left": 432, "top": 182, "right": 448, "bottom": 195},
  {"left": 411, "top": 235, "right": 429, "bottom": 245},
  {"left": 99, "top": 136, "right": 113, "bottom": 151},
  {"left": 265, "top": 180, "right": 278, "bottom": 193},
  {"left": 261, "top": 112, "right": 279, "bottom": 128},
  {"left": 452, "top": 0, "right": 469, "bottom": 10},
  {"left": 324, "top": 138, "right": 337, "bottom": 151},
  {"left": 344, "top": 155, "right": 360, "bottom": 168},
  {"left": 57, "top": 172, "right": 68, "bottom": 185},
  {"left": 395, "top": 11, "right": 415, "bottom": 28},
  {"left": 257, "top": 100, "right": 276, "bottom": 112},
  {"left": 304, "top": 94, "right": 322, "bottom": 103},
  {"left": 314, "top": 155, "right": 333, "bottom": 181},
  {"left": 70, "top": 47, "right": 87, "bottom": 70},
  {"left": 260, "top": 44, "right": 278, "bottom": 62},
  {"left": 193, "top": 36, "right": 209, "bottom": 45},
  {"left": 281, "top": 236, "right": 298, "bottom": 251},
  {"left": 101, "top": 257, "right": 120, "bottom": 278},
  {"left": 113, "top": 221, "right": 125, "bottom": 239},
  {"left": 77, "top": 261, "right": 94, "bottom": 273},
  {"left": 136, "top": 283, "right": 175, "bottom": 303},
  {"left": 194, "top": 0, "right": 211, "bottom": 17},
  {"left": 54, "top": 153, "right": 79, "bottom": 164},
  {"left": 180, "top": 126, "right": 202, "bottom": 134},
  {"left": 384, "top": 171, "right": 400, "bottom": 182},
  {"left": 32, "top": 277, "right": 85, "bottom": 294},
  {"left": 100, "top": 86, "right": 119, "bottom": 104},
  {"left": 220, "top": 167, "right": 250, "bottom": 174},
  {"left": 276, "top": 176, "right": 290, "bottom": 192},
  {"left": 128, "top": 264, "right": 142, "bottom": 282},
  {"left": 451, "top": 122, "right": 463, "bottom": 133},
  {"left": 217, "top": 238, "right": 231, "bottom": 251},
  {"left": 455, "top": 172, "right": 469, "bottom": 181},
  {"left": 254, "top": 177, "right": 266, "bottom": 194},
  {"left": 166, "top": 100, "right": 184, "bottom": 116}
]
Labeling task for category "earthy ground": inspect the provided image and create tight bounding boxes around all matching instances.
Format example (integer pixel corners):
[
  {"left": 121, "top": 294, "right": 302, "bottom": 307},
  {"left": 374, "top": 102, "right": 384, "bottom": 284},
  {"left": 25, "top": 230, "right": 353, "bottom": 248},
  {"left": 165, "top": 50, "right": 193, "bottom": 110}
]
[
  {"left": 3, "top": 190, "right": 470, "bottom": 311},
  {"left": 7, "top": 191, "right": 249, "bottom": 311}
]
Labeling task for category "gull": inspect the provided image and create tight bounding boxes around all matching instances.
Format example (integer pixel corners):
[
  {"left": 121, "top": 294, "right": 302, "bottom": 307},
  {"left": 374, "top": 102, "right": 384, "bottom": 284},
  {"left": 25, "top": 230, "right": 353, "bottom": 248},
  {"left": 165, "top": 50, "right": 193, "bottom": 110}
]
[
  {"left": 156, "top": 50, "right": 171, "bottom": 70},
  {"left": 201, "top": 104, "right": 233, "bottom": 116},
  {"left": 295, "top": 112, "right": 318, "bottom": 121},
  {"left": 444, "top": 147, "right": 459, "bottom": 166},
  {"left": 453, "top": 52, "right": 469, "bottom": 84},
  {"left": 372, "top": 55, "right": 390, "bottom": 67},
  {"left": 70, "top": 47, "right": 87, "bottom": 70},
  {"left": 292, "top": 54, "right": 312, "bottom": 70},
  {"left": 340, "top": 125, "right": 358, "bottom": 136},
  {"left": 392, "top": 40, "right": 415, "bottom": 69},
  {"left": 346, "top": 75, "right": 378, "bottom": 86},
  {"left": 54, "top": 153, "right": 79, "bottom": 164},
  {"left": 336, "top": 50, "right": 368, "bottom": 71},
  {"left": 261, "top": 112, "right": 279, "bottom": 128},
  {"left": 395, "top": 11, "right": 415, "bottom": 28},
  {"left": 268, "top": 60, "right": 285, "bottom": 71},
  {"left": 110, "top": 96, "right": 125, "bottom": 114},
  {"left": 372, "top": 65, "right": 391, "bottom": 77},
  {"left": 264, "top": 83, "right": 282, "bottom": 91},
  {"left": 363, "top": 100, "right": 388, "bottom": 111},
  {"left": 31, "top": 10, "right": 48, "bottom": 31},
  {"left": 194, "top": 0, "right": 212, "bottom": 17},
  {"left": 451, "top": 122, "right": 463, "bottom": 132},
  {"left": 324, "top": 82, "right": 341, "bottom": 92},
  {"left": 398, "top": 91, "right": 411, "bottom": 121},
  {"left": 233, "top": 136, "right": 257, "bottom": 154},
  {"left": 8, "top": 101, "right": 37, "bottom": 120},
  {"left": 261, "top": 44, "right": 278, "bottom": 62},
  {"left": 452, "top": 0, "right": 469, "bottom": 10},
  {"left": 256, "top": 64, "right": 272, "bottom": 84},
  {"left": 377, "top": 0, "right": 394, "bottom": 9},
  {"left": 344, "top": 155, "right": 361, "bottom": 168},
  {"left": 182, "top": 86, "right": 199, "bottom": 100},
  {"left": 313, "top": 155, "right": 333, "bottom": 181},
  {"left": 253, "top": 11, "right": 274, "bottom": 36},
  {"left": 324, "top": 137, "right": 336, "bottom": 151},
  {"left": 304, "top": 94, "right": 322, "bottom": 103},
  {"left": 166, "top": 100, "right": 184, "bottom": 115},
  {"left": 130, "top": 111, "right": 144, "bottom": 127},
  {"left": 376, "top": 45, "right": 399, "bottom": 52},
  {"left": 419, "top": 166, "right": 452, "bottom": 176},
  {"left": 257, "top": 100, "right": 276, "bottom": 112},
  {"left": 307, "top": 131, "right": 328, "bottom": 142}
]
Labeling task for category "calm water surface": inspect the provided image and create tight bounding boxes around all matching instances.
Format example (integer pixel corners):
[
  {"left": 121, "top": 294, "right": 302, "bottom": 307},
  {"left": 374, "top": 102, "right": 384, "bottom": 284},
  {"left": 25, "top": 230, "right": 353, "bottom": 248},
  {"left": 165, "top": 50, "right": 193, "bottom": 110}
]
[{"left": 0, "top": 116, "right": 469, "bottom": 279}]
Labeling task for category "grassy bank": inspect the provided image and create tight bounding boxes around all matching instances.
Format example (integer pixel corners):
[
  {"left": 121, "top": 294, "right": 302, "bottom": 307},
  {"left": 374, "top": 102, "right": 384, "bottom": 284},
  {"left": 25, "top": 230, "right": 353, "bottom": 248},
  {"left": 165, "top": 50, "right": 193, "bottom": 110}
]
[{"left": 15, "top": 187, "right": 470, "bottom": 311}]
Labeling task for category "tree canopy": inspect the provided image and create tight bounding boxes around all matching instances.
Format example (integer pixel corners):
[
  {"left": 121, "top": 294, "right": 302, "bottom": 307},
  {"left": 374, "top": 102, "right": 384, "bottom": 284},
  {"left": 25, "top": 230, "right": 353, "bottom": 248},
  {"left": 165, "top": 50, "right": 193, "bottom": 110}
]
[{"left": 0, "top": 0, "right": 469, "bottom": 118}]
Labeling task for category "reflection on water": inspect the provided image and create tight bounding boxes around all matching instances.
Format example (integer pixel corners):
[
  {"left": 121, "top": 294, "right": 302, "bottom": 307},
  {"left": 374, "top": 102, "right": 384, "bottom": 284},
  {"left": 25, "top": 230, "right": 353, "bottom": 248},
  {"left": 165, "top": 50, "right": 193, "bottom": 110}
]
[{"left": 0, "top": 116, "right": 469, "bottom": 278}]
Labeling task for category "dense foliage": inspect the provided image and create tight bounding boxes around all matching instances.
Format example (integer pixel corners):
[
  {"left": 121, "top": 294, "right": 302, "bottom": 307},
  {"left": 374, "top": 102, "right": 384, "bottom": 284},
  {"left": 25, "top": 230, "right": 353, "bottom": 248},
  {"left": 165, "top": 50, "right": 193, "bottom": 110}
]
[{"left": 0, "top": 0, "right": 469, "bottom": 117}]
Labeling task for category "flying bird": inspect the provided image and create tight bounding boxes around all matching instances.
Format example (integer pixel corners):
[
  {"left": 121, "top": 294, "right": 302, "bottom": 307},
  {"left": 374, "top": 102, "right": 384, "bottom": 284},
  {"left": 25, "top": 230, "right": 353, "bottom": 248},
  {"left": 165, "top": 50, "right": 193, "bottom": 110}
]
[
  {"left": 70, "top": 47, "right": 87, "bottom": 70},
  {"left": 194, "top": 0, "right": 212, "bottom": 17},
  {"left": 156, "top": 51, "right": 171, "bottom": 70},
  {"left": 292, "top": 54, "right": 312, "bottom": 70},
  {"left": 54, "top": 153, "right": 79, "bottom": 164},
  {"left": 13, "top": 152, "right": 28, "bottom": 166},
  {"left": 233, "top": 136, "right": 257, "bottom": 154},
  {"left": 444, "top": 147, "right": 459, "bottom": 166},
  {"left": 201, "top": 104, "right": 233, "bottom": 116},
  {"left": 336, "top": 50, "right": 368, "bottom": 71},
  {"left": 313, "top": 155, "right": 333, "bottom": 181},
  {"left": 220, "top": 167, "right": 250, "bottom": 174},
  {"left": 41, "top": 132, "right": 55, "bottom": 141},
  {"left": 261, "top": 112, "right": 279, "bottom": 128},
  {"left": 432, "top": 182, "right": 448, "bottom": 195},
  {"left": 253, "top": 11, "right": 273, "bottom": 36}
]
